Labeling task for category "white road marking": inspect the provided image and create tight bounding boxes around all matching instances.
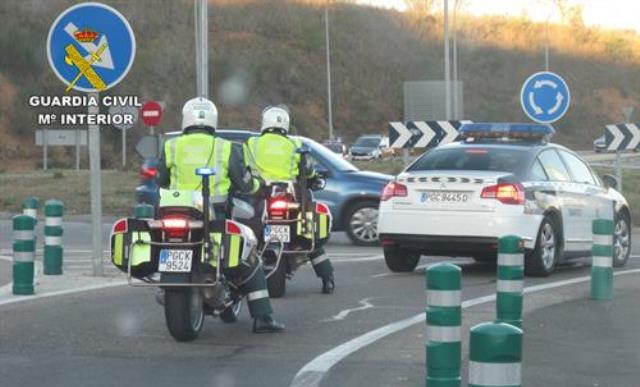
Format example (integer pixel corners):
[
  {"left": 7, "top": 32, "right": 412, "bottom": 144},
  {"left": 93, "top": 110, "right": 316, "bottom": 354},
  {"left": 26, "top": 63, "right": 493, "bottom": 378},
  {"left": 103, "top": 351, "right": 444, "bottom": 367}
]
[
  {"left": 0, "top": 283, "right": 12, "bottom": 296},
  {"left": 289, "top": 268, "right": 640, "bottom": 387},
  {"left": 0, "top": 281, "right": 127, "bottom": 308},
  {"left": 322, "top": 298, "right": 376, "bottom": 322},
  {"left": 331, "top": 255, "right": 383, "bottom": 263},
  {"left": 0, "top": 255, "right": 12, "bottom": 262}
]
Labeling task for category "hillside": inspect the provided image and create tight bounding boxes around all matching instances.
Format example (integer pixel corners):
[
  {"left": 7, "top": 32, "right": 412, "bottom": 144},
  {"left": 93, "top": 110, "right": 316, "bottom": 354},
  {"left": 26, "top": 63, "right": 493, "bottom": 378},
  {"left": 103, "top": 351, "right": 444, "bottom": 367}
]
[{"left": 1, "top": 0, "right": 640, "bottom": 169}]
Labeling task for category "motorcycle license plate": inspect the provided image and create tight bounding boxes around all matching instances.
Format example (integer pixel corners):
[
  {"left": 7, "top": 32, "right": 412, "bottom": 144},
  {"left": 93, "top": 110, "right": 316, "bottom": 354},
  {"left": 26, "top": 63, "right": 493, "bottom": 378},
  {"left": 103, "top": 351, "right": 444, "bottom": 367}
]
[
  {"left": 264, "top": 225, "right": 290, "bottom": 243},
  {"left": 158, "top": 249, "right": 193, "bottom": 272}
]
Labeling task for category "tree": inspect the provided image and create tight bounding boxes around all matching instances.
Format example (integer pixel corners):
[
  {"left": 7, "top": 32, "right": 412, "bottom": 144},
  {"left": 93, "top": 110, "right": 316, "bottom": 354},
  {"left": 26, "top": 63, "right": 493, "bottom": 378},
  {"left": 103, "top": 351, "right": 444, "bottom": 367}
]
[
  {"left": 550, "top": 0, "right": 584, "bottom": 27},
  {"left": 404, "top": 0, "right": 441, "bottom": 16}
]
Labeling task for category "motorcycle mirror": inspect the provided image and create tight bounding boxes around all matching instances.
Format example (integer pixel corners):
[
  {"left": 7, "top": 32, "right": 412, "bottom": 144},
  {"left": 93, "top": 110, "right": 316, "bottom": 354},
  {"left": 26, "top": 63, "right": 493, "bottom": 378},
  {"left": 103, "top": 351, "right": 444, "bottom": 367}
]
[
  {"left": 296, "top": 146, "right": 311, "bottom": 155},
  {"left": 231, "top": 198, "right": 255, "bottom": 220},
  {"left": 135, "top": 135, "right": 162, "bottom": 159}
]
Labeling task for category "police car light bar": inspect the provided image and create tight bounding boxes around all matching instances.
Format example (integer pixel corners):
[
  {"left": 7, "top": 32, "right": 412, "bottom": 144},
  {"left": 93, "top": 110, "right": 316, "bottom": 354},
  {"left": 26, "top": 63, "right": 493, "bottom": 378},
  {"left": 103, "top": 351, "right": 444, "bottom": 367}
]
[
  {"left": 195, "top": 167, "right": 217, "bottom": 176},
  {"left": 459, "top": 123, "right": 555, "bottom": 141}
]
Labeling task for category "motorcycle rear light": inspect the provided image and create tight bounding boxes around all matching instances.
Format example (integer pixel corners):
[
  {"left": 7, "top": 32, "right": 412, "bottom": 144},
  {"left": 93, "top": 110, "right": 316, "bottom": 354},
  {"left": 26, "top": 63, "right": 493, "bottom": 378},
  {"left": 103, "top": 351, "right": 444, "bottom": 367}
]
[
  {"left": 269, "top": 199, "right": 289, "bottom": 219},
  {"left": 481, "top": 183, "right": 525, "bottom": 205},
  {"left": 381, "top": 182, "right": 408, "bottom": 201},
  {"left": 140, "top": 165, "right": 158, "bottom": 180},
  {"left": 112, "top": 218, "right": 128, "bottom": 234},
  {"left": 225, "top": 220, "right": 242, "bottom": 235},
  {"left": 315, "top": 202, "right": 330, "bottom": 216},
  {"left": 162, "top": 215, "right": 189, "bottom": 238}
]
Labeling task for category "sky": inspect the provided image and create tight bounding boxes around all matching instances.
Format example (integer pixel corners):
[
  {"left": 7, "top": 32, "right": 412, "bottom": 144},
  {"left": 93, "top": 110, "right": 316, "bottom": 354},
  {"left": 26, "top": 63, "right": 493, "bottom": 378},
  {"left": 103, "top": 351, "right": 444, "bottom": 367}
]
[{"left": 355, "top": 0, "right": 640, "bottom": 33}]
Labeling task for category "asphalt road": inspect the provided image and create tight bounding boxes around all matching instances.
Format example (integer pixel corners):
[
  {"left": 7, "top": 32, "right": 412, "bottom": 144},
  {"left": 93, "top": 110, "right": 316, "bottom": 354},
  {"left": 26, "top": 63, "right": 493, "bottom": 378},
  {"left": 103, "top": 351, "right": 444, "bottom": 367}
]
[{"left": 0, "top": 221, "right": 638, "bottom": 387}]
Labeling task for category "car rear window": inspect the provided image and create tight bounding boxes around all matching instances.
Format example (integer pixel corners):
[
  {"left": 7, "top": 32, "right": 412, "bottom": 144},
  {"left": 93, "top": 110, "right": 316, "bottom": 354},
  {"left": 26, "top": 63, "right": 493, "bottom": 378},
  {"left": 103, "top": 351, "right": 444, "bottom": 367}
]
[{"left": 408, "top": 147, "right": 528, "bottom": 173}]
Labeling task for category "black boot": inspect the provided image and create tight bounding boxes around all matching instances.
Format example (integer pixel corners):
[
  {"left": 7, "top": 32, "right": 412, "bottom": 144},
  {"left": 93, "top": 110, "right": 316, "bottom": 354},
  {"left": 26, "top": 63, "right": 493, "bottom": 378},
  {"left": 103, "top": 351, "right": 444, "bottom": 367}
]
[
  {"left": 322, "top": 275, "right": 335, "bottom": 294},
  {"left": 253, "top": 315, "right": 285, "bottom": 333}
]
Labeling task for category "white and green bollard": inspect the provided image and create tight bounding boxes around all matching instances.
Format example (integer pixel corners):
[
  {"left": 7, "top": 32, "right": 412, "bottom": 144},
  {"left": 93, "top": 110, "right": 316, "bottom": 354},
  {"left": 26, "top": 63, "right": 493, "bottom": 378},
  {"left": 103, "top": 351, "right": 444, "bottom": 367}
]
[
  {"left": 44, "top": 200, "right": 64, "bottom": 275},
  {"left": 496, "top": 235, "right": 524, "bottom": 328},
  {"left": 13, "top": 214, "right": 36, "bottom": 295},
  {"left": 469, "top": 322, "right": 522, "bottom": 387},
  {"left": 22, "top": 196, "right": 40, "bottom": 221},
  {"left": 590, "top": 219, "right": 614, "bottom": 301},
  {"left": 426, "top": 263, "right": 461, "bottom": 387}
]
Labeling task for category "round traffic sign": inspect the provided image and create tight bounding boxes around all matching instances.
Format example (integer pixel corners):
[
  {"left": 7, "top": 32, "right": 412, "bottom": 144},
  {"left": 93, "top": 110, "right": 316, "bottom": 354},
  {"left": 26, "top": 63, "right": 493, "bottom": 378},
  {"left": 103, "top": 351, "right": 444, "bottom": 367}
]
[
  {"left": 108, "top": 105, "right": 139, "bottom": 130},
  {"left": 520, "top": 71, "right": 570, "bottom": 124},
  {"left": 141, "top": 101, "right": 163, "bottom": 127},
  {"left": 46, "top": 2, "right": 136, "bottom": 93}
]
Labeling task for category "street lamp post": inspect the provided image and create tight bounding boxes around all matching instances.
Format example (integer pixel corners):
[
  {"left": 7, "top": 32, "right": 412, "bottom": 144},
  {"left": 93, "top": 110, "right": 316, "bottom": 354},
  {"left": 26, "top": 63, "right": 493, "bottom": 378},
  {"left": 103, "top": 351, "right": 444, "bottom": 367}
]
[
  {"left": 325, "top": 6, "right": 334, "bottom": 140},
  {"left": 444, "top": 0, "right": 451, "bottom": 120},
  {"left": 452, "top": 0, "right": 461, "bottom": 119}
]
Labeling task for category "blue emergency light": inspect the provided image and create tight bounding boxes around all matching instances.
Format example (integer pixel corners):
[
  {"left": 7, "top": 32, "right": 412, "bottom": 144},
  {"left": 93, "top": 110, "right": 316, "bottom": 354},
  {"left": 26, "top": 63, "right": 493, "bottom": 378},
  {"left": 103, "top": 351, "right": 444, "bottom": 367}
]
[
  {"left": 195, "top": 167, "right": 217, "bottom": 176},
  {"left": 459, "top": 123, "right": 555, "bottom": 141}
]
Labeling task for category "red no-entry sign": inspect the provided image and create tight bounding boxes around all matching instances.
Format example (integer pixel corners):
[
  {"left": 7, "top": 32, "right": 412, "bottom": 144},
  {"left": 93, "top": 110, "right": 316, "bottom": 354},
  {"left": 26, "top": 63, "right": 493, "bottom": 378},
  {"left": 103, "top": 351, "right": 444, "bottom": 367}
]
[{"left": 141, "top": 101, "right": 163, "bottom": 127}]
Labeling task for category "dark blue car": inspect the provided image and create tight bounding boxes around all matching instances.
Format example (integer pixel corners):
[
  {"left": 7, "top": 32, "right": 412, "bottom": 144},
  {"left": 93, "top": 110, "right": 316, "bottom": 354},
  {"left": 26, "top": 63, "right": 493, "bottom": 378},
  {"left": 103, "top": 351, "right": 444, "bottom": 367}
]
[{"left": 136, "top": 130, "right": 392, "bottom": 246}]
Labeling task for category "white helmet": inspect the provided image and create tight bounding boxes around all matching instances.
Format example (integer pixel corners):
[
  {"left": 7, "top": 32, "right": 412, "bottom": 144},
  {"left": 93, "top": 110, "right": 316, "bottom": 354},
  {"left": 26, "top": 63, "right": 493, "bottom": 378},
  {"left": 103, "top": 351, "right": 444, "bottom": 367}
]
[
  {"left": 181, "top": 97, "right": 218, "bottom": 132},
  {"left": 260, "top": 105, "right": 290, "bottom": 134}
]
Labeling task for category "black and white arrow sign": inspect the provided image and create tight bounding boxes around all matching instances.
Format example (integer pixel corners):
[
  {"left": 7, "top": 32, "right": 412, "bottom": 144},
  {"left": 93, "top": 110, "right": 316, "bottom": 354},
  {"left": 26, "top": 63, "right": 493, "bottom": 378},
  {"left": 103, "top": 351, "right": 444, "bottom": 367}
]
[
  {"left": 389, "top": 120, "right": 472, "bottom": 149},
  {"left": 605, "top": 123, "right": 640, "bottom": 151}
]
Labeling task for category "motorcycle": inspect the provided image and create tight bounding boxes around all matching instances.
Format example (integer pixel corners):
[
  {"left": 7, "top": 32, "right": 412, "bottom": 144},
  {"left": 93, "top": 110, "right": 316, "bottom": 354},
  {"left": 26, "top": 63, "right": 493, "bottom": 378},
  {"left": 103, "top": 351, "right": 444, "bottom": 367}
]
[
  {"left": 110, "top": 167, "right": 258, "bottom": 342},
  {"left": 259, "top": 147, "right": 332, "bottom": 298}
]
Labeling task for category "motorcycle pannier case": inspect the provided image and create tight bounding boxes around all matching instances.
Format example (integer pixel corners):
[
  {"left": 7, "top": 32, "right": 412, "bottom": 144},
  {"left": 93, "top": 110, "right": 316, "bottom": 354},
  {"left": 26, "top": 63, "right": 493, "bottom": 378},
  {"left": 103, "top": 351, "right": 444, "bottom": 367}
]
[{"left": 110, "top": 218, "right": 157, "bottom": 278}]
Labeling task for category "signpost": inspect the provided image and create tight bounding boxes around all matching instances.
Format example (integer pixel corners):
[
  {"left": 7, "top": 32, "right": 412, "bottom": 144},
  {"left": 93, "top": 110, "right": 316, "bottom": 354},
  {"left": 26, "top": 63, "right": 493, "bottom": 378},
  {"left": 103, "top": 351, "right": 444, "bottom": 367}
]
[
  {"left": 604, "top": 109, "right": 639, "bottom": 192},
  {"left": 47, "top": 3, "right": 136, "bottom": 276},
  {"left": 389, "top": 120, "right": 472, "bottom": 149},
  {"left": 520, "top": 71, "right": 570, "bottom": 124},
  {"left": 109, "top": 105, "right": 138, "bottom": 167},
  {"left": 36, "top": 129, "right": 87, "bottom": 170},
  {"left": 141, "top": 101, "right": 163, "bottom": 134}
]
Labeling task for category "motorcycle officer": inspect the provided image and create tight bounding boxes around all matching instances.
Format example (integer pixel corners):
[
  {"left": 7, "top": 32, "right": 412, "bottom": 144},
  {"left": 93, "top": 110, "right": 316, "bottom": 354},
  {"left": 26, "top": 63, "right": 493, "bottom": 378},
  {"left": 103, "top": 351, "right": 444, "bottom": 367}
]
[
  {"left": 246, "top": 105, "right": 335, "bottom": 294},
  {"left": 157, "top": 97, "right": 285, "bottom": 333}
]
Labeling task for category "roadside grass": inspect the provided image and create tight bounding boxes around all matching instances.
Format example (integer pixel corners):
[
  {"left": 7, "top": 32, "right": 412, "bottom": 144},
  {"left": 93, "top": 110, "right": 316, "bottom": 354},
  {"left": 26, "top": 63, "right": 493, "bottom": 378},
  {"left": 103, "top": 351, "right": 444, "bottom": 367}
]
[
  {"left": 0, "top": 170, "right": 138, "bottom": 217},
  {"left": 352, "top": 157, "right": 408, "bottom": 176}
]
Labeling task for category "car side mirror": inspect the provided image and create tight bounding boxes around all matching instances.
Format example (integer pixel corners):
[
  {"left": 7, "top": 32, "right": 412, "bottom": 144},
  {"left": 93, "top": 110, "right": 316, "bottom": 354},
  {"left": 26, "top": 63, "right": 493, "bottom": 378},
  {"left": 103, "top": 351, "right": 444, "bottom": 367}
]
[
  {"left": 311, "top": 178, "right": 326, "bottom": 191},
  {"left": 601, "top": 174, "right": 619, "bottom": 190},
  {"left": 315, "top": 167, "right": 329, "bottom": 178}
]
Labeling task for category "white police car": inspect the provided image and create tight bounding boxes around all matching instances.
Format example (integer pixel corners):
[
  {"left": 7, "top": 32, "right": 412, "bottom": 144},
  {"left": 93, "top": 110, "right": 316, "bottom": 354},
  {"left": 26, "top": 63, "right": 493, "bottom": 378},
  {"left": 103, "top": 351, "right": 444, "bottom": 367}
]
[{"left": 378, "top": 123, "right": 632, "bottom": 276}]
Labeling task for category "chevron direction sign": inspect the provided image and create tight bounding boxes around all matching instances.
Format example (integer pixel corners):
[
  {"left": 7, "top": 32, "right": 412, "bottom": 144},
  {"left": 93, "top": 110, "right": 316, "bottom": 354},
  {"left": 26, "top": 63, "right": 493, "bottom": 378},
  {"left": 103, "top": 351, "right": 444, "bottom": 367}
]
[
  {"left": 605, "top": 123, "right": 640, "bottom": 151},
  {"left": 389, "top": 120, "right": 472, "bottom": 148}
]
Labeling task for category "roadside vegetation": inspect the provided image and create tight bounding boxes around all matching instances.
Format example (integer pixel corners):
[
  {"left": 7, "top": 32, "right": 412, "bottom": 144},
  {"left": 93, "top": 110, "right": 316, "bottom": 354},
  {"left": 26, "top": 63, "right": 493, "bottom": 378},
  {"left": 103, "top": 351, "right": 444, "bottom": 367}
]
[{"left": 2, "top": 0, "right": 640, "bottom": 171}]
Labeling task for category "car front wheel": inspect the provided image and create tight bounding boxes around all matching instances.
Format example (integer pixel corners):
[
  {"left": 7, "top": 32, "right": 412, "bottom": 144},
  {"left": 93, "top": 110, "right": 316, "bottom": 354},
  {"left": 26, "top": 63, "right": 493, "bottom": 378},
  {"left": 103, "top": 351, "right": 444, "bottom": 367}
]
[
  {"left": 613, "top": 212, "right": 631, "bottom": 267},
  {"left": 525, "top": 217, "right": 560, "bottom": 277}
]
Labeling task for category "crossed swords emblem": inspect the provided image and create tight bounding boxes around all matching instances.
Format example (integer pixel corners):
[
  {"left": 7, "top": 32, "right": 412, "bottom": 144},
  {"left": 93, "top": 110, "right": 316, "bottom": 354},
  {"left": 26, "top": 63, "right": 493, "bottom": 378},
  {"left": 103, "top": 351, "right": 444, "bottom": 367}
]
[{"left": 64, "top": 42, "right": 108, "bottom": 92}]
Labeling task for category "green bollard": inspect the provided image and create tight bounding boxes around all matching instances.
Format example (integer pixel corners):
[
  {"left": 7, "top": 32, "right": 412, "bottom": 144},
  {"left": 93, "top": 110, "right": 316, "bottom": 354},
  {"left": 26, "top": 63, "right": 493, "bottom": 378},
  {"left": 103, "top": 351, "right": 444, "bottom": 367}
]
[
  {"left": 133, "top": 203, "right": 154, "bottom": 219},
  {"left": 426, "top": 263, "right": 461, "bottom": 387},
  {"left": 22, "top": 196, "right": 40, "bottom": 222},
  {"left": 13, "top": 215, "right": 36, "bottom": 295},
  {"left": 590, "top": 219, "right": 614, "bottom": 301},
  {"left": 469, "top": 322, "right": 522, "bottom": 387},
  {"left": 496, "top": 235, "right": 524, "bottom": 328},
  {"left": 44, "top": 200, "right": 64, "bottom": 275}
]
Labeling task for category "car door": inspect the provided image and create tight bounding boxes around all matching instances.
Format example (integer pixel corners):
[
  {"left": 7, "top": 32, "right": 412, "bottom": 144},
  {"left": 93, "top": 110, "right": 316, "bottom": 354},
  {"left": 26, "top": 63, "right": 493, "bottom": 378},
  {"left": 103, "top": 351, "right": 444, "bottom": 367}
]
[
  {"left": 537, "top": 149, "right": 577, "bottom": 250},
  {"left": 558, "top": 150, "right": 605, "bottom": 251}
]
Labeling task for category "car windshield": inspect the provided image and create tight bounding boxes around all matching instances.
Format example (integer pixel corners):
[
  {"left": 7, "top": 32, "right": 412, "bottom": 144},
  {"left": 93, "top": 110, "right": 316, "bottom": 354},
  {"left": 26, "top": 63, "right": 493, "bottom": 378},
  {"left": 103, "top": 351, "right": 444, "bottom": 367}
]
[
  {"left": 354, "top": 137, "right": 380, "bottom": 147},
  {"left": 302, "top": 137, "right": 358, "bottom": 172},
  {"left": 408, "top": 147, "right": 528, "bottom": 173}
]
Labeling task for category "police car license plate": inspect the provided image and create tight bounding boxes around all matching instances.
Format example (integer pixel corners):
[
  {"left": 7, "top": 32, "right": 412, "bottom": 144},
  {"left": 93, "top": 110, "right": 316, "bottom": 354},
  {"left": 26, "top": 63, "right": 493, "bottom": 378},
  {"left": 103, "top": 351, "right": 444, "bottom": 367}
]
[
  {"left": 420, "top": 191, "right": 470, "bottom": 203},
  {"left": 264, "top": 225, "right": 290, "bottom": 243},
  {"left": 159, "top": 249, "right": 193, "bottom": 272}
]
